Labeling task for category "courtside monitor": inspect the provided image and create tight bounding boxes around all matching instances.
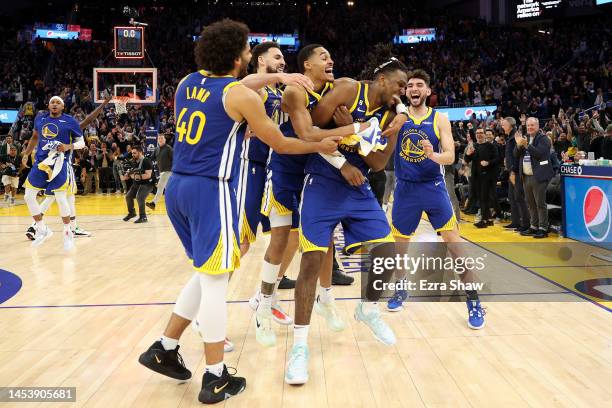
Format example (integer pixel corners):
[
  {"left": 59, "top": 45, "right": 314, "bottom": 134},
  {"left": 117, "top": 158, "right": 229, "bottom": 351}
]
[{"left": 114, "top": 26, "right": 145, "bottom": 59}]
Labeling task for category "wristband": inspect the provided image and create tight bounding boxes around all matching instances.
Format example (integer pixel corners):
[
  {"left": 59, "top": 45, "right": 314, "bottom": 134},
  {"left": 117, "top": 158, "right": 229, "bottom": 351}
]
[
  {"left": 320, "top": 153, "right": 347, "bottom": 169},
  {"left": 353, "top": 122, "right": 360, "bottom": 134},
  {"left": 396, "top": 103, "right": 408, "bottom": 115}
]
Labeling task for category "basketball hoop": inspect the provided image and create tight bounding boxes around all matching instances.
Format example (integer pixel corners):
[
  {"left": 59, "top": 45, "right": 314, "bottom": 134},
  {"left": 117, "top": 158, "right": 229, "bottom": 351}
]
[{"left": 114, "top": 96, "right": 130, "bottom": 115}]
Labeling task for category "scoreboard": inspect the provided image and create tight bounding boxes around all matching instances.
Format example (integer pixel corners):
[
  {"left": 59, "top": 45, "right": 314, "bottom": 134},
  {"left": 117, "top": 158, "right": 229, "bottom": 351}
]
[{"left": 114, "top": 26, "right": 144, "bottom": 59}]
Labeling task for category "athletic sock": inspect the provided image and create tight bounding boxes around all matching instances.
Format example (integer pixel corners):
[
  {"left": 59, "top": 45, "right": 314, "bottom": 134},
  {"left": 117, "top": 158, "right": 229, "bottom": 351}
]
[
  {"left": 63, "top": 224, "right": 71, "bottom": 233},
  {"left": 293, "top": 324, "right": 309, "bottom": 346},
  {"left": 205, "top": 362, "right": 224, "bottom": 378},
  {"left": 35, "top": 220, "right": 46, "bottom": 230},
  {"left": 160, "top": 335, "right": 179, "bottom": 351},
  {"left": 70, "top": 217, "right": 77, "bottom": 230},
  {"left": 274, "top": 277, "right": 282, "bottom": 292},
  {"left": 317, "top": 284, "right": 333, "bottom": 304}
]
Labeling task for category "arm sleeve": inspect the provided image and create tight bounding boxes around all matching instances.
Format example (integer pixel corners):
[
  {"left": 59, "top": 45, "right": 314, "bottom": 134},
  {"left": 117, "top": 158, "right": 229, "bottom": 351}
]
[{"left": 72, "top": 137, "right": 85, "bottom": 149}]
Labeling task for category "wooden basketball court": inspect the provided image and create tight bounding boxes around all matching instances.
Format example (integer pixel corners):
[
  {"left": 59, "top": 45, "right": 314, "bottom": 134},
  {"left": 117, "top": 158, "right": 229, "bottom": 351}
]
[{"left": 1, "top": 196, "right": 611, "bottom": 407}]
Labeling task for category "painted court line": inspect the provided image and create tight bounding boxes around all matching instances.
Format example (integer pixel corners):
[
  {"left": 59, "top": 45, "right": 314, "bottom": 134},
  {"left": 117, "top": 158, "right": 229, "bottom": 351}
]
[{"left": 0, "top": 291, "right": 573, "bottom": 309}]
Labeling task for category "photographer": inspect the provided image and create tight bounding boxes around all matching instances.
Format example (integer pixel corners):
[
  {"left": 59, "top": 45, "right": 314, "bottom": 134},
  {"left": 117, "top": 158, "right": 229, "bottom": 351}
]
[
  {"left": 1, "top": 146, "right": 20, "bottom": 205},
  {"left": 122, "top": 146, "right": 154, "bottom": 223}
]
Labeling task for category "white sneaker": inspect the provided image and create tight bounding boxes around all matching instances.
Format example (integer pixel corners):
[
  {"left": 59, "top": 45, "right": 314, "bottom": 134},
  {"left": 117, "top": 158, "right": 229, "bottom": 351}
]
[
  {"left": 314, "top": 299, "right": 346, "bottom": 332},
  {"left": 285, "top": 344, "right": 309, "bottom": 384},
  {"left": 255, "top": 306, "right": 276, "bottom": 347},
  {"left": 72, "top": 226, "right": 92, "bottom": 237},
  {"left": 354, "top": 302, "right": 396, "bottom": 345},
  {"left": 63, "top": 228, "right": 74, "bottom": 251},
  {"left": 249, "top": 291, "right": 293, "bottom": 325},
  {"left": 32, "top": 225, "right": 53, "bottom": 247}
]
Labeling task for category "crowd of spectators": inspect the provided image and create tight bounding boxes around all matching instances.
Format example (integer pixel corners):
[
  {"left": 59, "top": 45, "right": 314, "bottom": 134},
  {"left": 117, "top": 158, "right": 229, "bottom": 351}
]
[{"left": 0, "top": 3, "right": 610, "bottom": 234}]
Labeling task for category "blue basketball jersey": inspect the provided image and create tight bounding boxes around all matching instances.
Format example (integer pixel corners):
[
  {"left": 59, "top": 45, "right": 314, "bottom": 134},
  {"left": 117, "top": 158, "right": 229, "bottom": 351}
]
[
  {"left": 394, "top": 107, "right": 443, "bottom": 182},
  {"left": 306, "top": 81, "right": 390, "bottom": 185},
  {"left": 241, "top": 85, "right": 282, "bottom": 164},
  {"left": 33, "top": 112, "right": 82, "bottom": 164},
  {"left": 172, "top": 70, "right": 245, "bottom": 181},
  {"left": 269, "top": 82, "right": 334, "bottom": 174}
]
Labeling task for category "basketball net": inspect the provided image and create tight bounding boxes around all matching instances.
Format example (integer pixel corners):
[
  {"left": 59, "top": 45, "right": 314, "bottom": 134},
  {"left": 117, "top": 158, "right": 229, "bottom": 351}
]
[{"left": 114, "top": 96, "right": 129, "bottom": 115}]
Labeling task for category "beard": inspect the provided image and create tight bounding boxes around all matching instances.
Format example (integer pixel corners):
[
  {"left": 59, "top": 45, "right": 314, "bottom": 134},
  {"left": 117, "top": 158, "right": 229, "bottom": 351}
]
[{"left": 266, "top": 65, "right": 283, "bottom": 74}]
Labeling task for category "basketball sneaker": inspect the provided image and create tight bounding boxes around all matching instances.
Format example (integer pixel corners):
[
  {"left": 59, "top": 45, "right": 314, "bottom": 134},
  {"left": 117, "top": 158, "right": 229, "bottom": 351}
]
[
  {"left": 224, "top": 338, "right": 235, "bottom": 353},
  {"left": 466, "top": 300, "right": 486, "bottom": 330},
  {"left": 63, "top": 228, "right": 75, "bottom": 251},
  {"left": 25, "top": 224, "right": 36, "bottom": 241},
  {"left": 255, "top": 306, "right": 276, "bottom": 347},
  {"left": 314, "top": 296, "right": 346, "bottom": 332},
  {"left": 387, "top": 286, "right": 409, "bottom": 312},
  {"left": 285, "top": 344, "right": 309, "bottom": 385},
  {"left": 138, "top": 341, "right": 191, "bottom": 380},
  {"left": 354, "top": 302, "right": 396, "bottom": 345},
  {"left": 198, "top": 365, "right": 246, "bottom": 404},
  {"left": 248, "top": 291, "right": 293, "bottom": 325},
  {"left": 72, "top": 226, "right": 91, "bottom": 237},
  {"left": 32, "top": 225, "right": 53, "bottom": 247}
]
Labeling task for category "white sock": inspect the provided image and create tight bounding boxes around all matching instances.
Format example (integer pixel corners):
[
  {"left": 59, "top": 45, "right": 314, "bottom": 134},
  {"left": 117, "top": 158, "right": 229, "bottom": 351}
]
[
  {"left": 261, "top": 261, "right": 280, "bottom": 294},
  {"left": 293, "top": 324, "right": 309, "bottom": 345},
  {"left": 63, "top": 223, "right": 71, "bottom": 233},
  {"left": 206, "top": 362, "right": 224, "bottom": 378},
  {"left": 35, "top": 220, "right": 46, "bottom": 229},
  {"left": 317, "top": 284, "right": 333, "bottom": 304},
  {"left": 160, "top": 335, "right": 178, "bottom": 351},
  {"left": 70, "top": 217, "right": 77, "bottom": 229}
]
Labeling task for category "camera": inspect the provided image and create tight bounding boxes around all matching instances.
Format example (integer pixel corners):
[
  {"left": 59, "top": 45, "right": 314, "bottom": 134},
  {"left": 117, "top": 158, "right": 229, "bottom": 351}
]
[{"left": 121, "top": 159, "right": 141, "bottom": 176}]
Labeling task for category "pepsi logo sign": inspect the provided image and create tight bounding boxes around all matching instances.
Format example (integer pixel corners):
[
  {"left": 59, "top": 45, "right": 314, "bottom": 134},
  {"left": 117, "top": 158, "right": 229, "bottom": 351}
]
[{"left": 583, "top": 186, "right": 611, "bottom": 242}]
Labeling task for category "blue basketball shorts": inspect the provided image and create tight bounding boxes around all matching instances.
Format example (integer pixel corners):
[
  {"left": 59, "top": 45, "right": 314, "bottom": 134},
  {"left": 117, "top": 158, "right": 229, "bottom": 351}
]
[
  {"left": 166, "top": 173, "right": 240, "bottom": 274},
  {"left": 391, "top": 177, "right": 457, "bottom": 238},
  {"left": 299, "top": 174, "right": 393, "bottom": 254}
]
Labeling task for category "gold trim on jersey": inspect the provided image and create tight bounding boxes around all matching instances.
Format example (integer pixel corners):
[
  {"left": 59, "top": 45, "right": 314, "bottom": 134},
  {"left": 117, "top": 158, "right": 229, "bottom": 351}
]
[
  {"left": 379, "top": 111, "right": 391, "bottom": 129},
  {"left": 192, "top": 234, "right": 241, "bottom": 274},
  {"left": 261, "top": 180, "right": 292, "bottom": 216},
  {"left": 363, "top": 83, "right": 382, "bottom": 116},
  {"left": 51, "top": 178, "right": 70, "bottom": 193},
  {"left": 240, "top": 209, "right": 257, "bottom": 244},
  {"left": 344, "top": 232, "right": 395, "bottom": 254},
  {"left": 299, "top": 228, "right": 329, "bottom": 253},
  {"left": 24, "top": 178, "right": 44, "bottom": 191},
  {"left": 433, "top": 111, "right": 440, "bottom": 140},
  {"left": 37, "top": 163, "right": 53, "bottom": 179},
  {"left": 199, "top": 70, "right": 234, "bottom": 78},
  {"left": 391, "top": 223, "right": 413, "bottom": 239},
  {"left": 223, "top": 81, "right": 241, "bottom": 94},
  {"left": 435, "top": 214, "right": 458, "bottom": 233},
  {"left": 408, "top": 107, "right": 432, "bottom": 125},
  {"left": 349, "top": 82, "right": 362, "bottom": 112}
]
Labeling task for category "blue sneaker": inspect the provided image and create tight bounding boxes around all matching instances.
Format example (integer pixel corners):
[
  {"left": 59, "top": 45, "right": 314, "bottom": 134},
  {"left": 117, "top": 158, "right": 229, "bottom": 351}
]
[
  {"left": 386, "top": 287, "right": 408, "bottom": 312},
  {"left": 466, "top": 300, "right": 486, "bottom": 330},
  {"left": 285, "top": 344, "right": 309, "bottom": 385}
]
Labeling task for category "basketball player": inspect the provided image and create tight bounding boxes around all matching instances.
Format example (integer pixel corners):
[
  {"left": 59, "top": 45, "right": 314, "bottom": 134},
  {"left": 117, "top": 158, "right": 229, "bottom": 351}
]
[
  {"left": 283, "top": 56, "right": 409, "bottom": 384},
  {"left": 20, "top": 96, "right": 86, "bottom": 250},
  {"left": 388, "top": 69, "right": 485, "bottom": 329},
  {"left": 253, "top": 44, "right": 373, "bottom": 348},
  {"left": 25, "top": 96, "right": 111, "bottom": 240},
  {"left": 237, "top": 42, "right": 298, "bottom": 327},
  {"left": 136, "top": 46, "right": 317, "bottom": 364},
  {"left": 137, "top": 20, "right": 341, "bottom": 404}
]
